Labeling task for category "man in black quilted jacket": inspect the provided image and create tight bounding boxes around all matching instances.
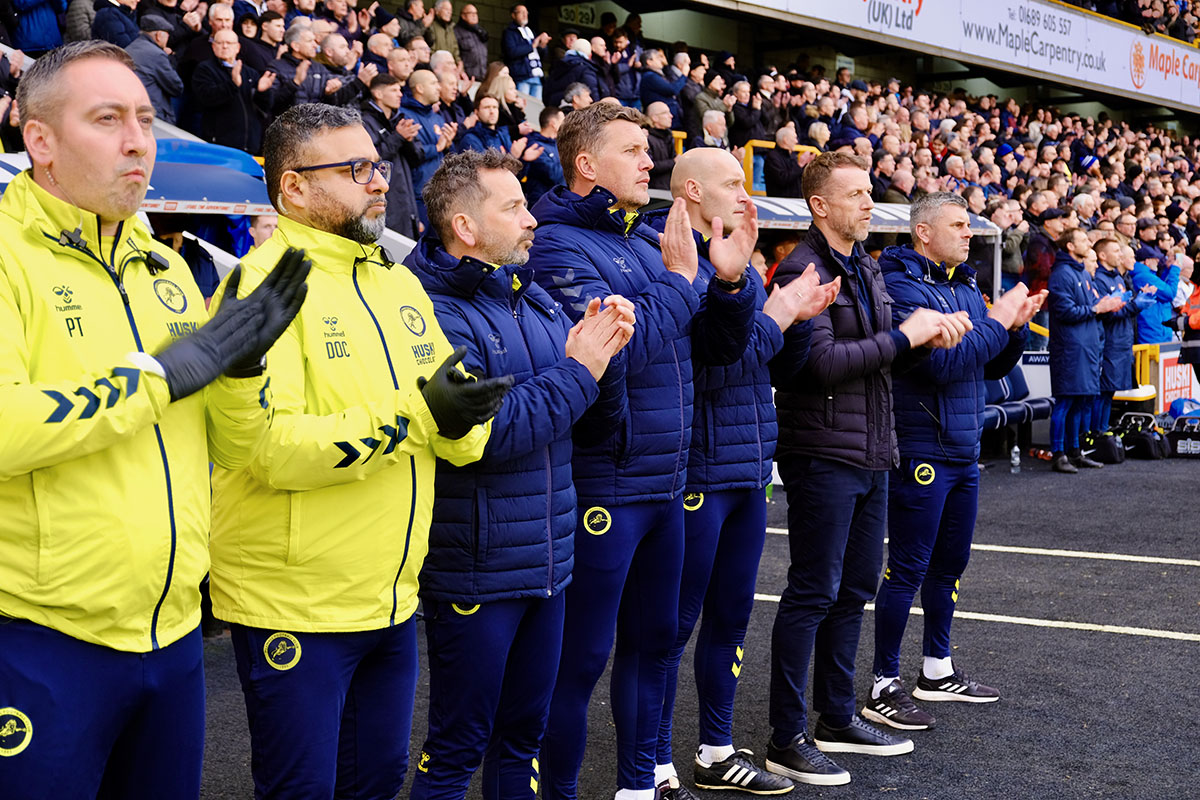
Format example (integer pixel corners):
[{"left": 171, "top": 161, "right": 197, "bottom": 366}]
[{"left": 763, "top": 151, "right": 967, "bottom": 787}]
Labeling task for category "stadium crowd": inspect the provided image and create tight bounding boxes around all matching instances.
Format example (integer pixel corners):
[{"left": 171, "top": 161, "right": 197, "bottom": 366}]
[
  {"left": 1064, "top": 0, "right": 1200, "bottom": 41},
  {"left": 2, "top": 4, "right": 1200, "bottom": 800}
]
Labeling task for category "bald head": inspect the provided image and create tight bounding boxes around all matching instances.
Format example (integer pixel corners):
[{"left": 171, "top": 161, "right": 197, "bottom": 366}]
[{"left": 671, "top": 148, "right": 750, "bottom": 238}]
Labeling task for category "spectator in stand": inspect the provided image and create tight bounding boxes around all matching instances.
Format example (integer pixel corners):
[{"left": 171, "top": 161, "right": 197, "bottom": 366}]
[
  {"left": 92, "top": 0, "right": 138, "bottom": 48},
  {"left": 545, "top": 37, "right": 600, "bottom": 108},
  {"left": 764, "top": 123, "right": 803, "bottom": 198},
  {"left": 428, "top": 49, "right": 457, "bottom": 79},
  {"left": 588, "top": 36, "right": 617, "bottom": 99},
  {"left": 397, "top": 0, "right": 432, "bottom": 43},
  {"left": 402, "top": 32, "right": 432, "bottom": 69},
  {"left": 248, "top": 212, "right": 278, "bottom": 248},
  {"left": 387, "top": 43, "right": 414, "bottom": 83},
  {"left": 425, "top": 0, "right": 459, "bottom": 61},
  {"left": 270, "top": 24, "right": 361, "bottom": 112},
  {"left": 609, "top": 28, "right": 641, "bottom": 108},
  {"left": 560, "top": 80, "right": 591, "bottom": 113},
  {"left": 13, "top": 0, "right": 63, "bottom": 55},
  {"left": 360, "top": 72, "right": 422, "bottom": 239},
  {"left": 436, "top": 71, "right": 472, "bottom": 132},
  {"left": 456, "top": 93, "right": 512, "bottom": 154},
  {"left": 190, "top": 29, "right": 277, "bottom": 154},
  {"left": 870, "top": 150, "right": 895, "bottom": 201},
  {"left": 363, "top": 32, "right": 394, "bottom": 73},
  {"left": 640, "top": 47, "right": 685, "bottom": 125},
  {"left": 645, "top": 100, "right": 677, "bottom": 192},
  {"left": 1047, "top": 227, "right": 1122, "bottom": 473},
  {"left": 990, "top": 198, "right": 1028, "bottom": 292},
  {"left": 454, "top": 3, "right": 488, "bottom": 81},
  {"left": 678, "top": 59, "right": 705, "bottom": 131},
  {"left": 501, "top": 3, "right": 549, "bottom": 101},
  {"left": 730, "top": 79, "right": 767, "bottom": 189},
  {"left": 126, "top": 15, "right": 183, "bottom": 123},
  {"left": 142, "top": 0, "right": 204, "bottom": 54},
  {"left": 1022, "top": 206, "right": 1067, "bottom": 346},
  {"left": 64, "top": 0, "right": 95, "bottom": 42},
  {"left": 401, "top": 67, "right": 456, "bottom": 225},
  {"left": 697, "top": 108, "right": 732, "bottom": 151},
  {"left": 689, "top": 69, "right": 732, "bottom": 146},
  {"left": 478, "top": 65, "right": 530, "bottom": 140},
  {"left": 231, "top": 7, "right": 279, "bottom": 73},
  {"left": 523, "top": 104, "right": 564, "bottom": 205}
]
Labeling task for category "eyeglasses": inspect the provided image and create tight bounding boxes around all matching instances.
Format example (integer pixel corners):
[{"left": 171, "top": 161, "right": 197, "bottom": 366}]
[{"left": 293, "top": 158, "right": 391, "bottom": 185}]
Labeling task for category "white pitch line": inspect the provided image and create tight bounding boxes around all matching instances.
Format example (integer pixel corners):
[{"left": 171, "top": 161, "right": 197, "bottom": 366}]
[
  {"left": 763, "top": 528, "right": 1200, "bottom": 568},
  {"left": 750, "top": 595, "right": 1200, "bottom": 642}
]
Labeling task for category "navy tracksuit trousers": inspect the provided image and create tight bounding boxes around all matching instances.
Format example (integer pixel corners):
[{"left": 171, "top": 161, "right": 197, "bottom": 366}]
[
  {"left": 542, "top": 498, "right": 685, "bottom": 797},
  {"left": 768, "top": 456, "right": 887, "bottom": 736},
  {"left": 1050, "top": 394, "right": 1092, "bottom": 452},
  {"left": 657, "top": 488, "right": 767, "bottom": 766},
  {"left": 0, "top": 620, "right": 204, "bottom": 799},
  {"left": 230, "top": 618, "right": 418, "bottom": 800},
  {"left": 409, "top": 594, "right": 566, "bottom": 800},
  {"left": 873, "top": 459, "right": 979, "bottom": 679}
]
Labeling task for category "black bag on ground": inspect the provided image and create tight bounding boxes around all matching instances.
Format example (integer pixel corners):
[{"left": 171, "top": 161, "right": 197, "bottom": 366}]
[
  {"left": 1114, "top": 413, "right": 1170, "bottom": 459},
  {"left": 1090, "top": 431, "right": 1126, "bottom": 464},
  {"left": 1166, "top": 417, "right": 1200, "bottom": 458}
]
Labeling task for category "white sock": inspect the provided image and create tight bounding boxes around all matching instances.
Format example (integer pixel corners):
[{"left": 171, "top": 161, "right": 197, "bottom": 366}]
[
  {"left": 653, "top": 763, "right": 677, "bottom": 786},
  {"left": 872, "top": 673, "right": 899, "bottom": 699},
  {"left": 923, "top": 656, "right": 954, "bottom": 679},
  {"left": 615, "top": 789, "right": 656, "bottom": 800},
  {"left": 697, "top": 744, "right": 735, "bottom": 765}
]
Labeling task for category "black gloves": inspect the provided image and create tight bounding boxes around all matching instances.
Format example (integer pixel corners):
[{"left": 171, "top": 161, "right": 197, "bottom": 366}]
[
  {"left": 155, "top": 248, "right": 311, "bottom": 401},
  {"left": 417, "top": 346, "right": 513, "bottom": 439}
]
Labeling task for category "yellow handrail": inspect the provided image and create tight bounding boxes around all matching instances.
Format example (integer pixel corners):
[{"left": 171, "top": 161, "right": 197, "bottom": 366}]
[
  {"left": 1132, "top": 343, "right": 1158, "bottom": 388},
  {"left": 1028, "top": 321, "right": 1048, "bottom": 338},
  {"left": 671, "top": 130, "right": 686, "bottom": 157},
  {"left": 741, "top": 139, "right": 821, "bottom": 196}
]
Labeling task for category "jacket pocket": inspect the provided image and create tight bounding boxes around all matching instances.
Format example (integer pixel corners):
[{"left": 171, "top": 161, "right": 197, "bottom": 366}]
[
  {"left": 285, "top": 492, "right": 303, "bottom": 566},
  {"left": 705, "top": 403, "right": 717, "bottom": 459},
  {"left": 613, "top": 413, "right": 633, "bottom": 467},
  {"left": 824, "top": 390, "right": 836, "bottom": 428},
  {"left": 473, "top": 487, "right": 490, "bottom": 565},
  {"left": 32, "top": 472, "right": 52, "bottom": 585}
]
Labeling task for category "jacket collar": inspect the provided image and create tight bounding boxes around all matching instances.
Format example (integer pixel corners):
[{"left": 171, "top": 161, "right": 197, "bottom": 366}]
[
  {"left": 273, "top": 215, "right": 392, "bottom": 274},
  {"left": 804, "top": 223, "right": 864, "bottom": 277},
  {"left": 408, "top": 234, "right": 548, "bottom": 308},
  {"left": 1, "top": 170, "right": 155, "bottom": 265}
]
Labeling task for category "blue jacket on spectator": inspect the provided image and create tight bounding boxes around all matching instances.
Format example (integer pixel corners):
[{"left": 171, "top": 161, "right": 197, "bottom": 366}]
[
  {"left": 527, "top": 185, "right": 756, "bottom": 503},
  {"left": 405, "top": 236, "right": 607, "bottom": 603},
  {"left": 545, "top": 51, "right": 600, "bottom": 106},
  {"left": 126, "top": 31, "right": 183, "bottom": 123},
  {"left": 521, "top": 131, "right": 562, "bottom": 206},
  {"left": 611, "top": 51, "right": 640, "bottom": 104},
  {"left": 14, "top": 0, "right": 64, "bottom": 52},
  {"left": 643, "top": 215, "right": 794, "bottom": 491},
  {"left": 881, "top": 245, "right": 1025, "bottom": 463},
  {"left": 1048, "top": 251, "right": 1104, "bottom": 396},
  {"left": 1130, "top": 259, "right": 1180, "bottom": 344},
  {"left": 399, "top": 94, "right": 449, "bottom": 197},
  {"left": 91, "top": 0, "right": 137, "bottom": 47},
  {"left": 456, "top": 123, "right": 512, "bottom": 154},
  {"left": 500, "top": 21, "right": 543, "bottom": 81},
  {"left": 640, "top": 68, "right": 686, "bottom": 124}
]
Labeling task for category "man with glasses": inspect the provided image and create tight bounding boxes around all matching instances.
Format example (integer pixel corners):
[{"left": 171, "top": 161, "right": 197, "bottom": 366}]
[
  {"left": 1114, "top": 214, "right": 1138, "bottom": 243},
  {"left": 209, "top": 103, "right": 513, "bottom": 800}
]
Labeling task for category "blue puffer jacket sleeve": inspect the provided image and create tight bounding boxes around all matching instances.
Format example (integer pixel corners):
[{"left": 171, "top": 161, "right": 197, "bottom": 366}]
[
  {"left": 881, "top": 247, "right": 1012, "bottom": 386},
  {"left": 1131, "top": 262, "right": 1180, "bottom": 344},
  {"left": 689, "top": 262, "right": 758, "bottom": 367}
]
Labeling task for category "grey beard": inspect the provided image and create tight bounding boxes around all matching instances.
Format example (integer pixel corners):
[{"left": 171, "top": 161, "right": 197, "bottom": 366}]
[{"left": 330, "top": 206, "right": 387, "bottom": 244}]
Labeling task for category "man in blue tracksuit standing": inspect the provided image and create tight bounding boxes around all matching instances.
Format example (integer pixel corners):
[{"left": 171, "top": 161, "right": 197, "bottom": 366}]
[
  {"left": 1089, "top": 240, "right": 1156, "bottom": 439},
  {"left": 1129, "top": 247, "right": 1181, "bottom": 345},
  {"left": 868, "top": 193, "right": 1042, "bottom": 731},
  {"left": 1047, "top": 228, "right": 1125, "bottom": 474},
  {"left": 526, "top": 102, "right": 758, "bottom": 800},
  {"left": 404, "top": 150, "right": 635, "bottom": 800},
  {"left": 649, "top": 148, "right": 840, "bottom": 796}
]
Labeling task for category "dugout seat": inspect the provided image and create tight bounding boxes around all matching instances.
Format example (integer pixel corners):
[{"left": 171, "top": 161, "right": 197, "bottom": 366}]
[{"left": 981, "top": 365, "right": 1054, "bottom": 432}]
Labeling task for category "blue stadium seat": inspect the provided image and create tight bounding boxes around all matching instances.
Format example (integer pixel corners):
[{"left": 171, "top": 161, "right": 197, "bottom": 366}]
[{"left": 982, "top": 365, "right": 1053, "bottom": 433}]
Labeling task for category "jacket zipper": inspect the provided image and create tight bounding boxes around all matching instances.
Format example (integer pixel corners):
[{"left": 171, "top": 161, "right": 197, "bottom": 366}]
[
  {"left": 47, "top": 220, "right": 179, "bottom": 650},
  {"left": 508, "top": 284, "right": 555, "bottom": 597}
]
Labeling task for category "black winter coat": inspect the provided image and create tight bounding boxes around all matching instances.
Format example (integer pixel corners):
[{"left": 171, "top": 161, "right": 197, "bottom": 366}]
[{"left": 769, "top": 225, "right": 913, "bottom": 471}]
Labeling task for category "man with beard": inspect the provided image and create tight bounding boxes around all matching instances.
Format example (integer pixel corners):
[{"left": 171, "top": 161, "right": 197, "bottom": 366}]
[
  {"left": 405, "top": 149, "right": 635, "bottom": 800},
  {"left": 0, "top": 41, "right": 309, "bottom": 797},
  {"left": 208, "top": 103, "right": 513, "bottom": 799},
  {"left": 766, "top": 153, "right": 966, "bottom": 786}
]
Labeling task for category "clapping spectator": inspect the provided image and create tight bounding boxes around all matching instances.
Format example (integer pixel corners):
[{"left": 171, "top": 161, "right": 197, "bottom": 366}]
[
  {"left": 763, "top": 122, "right": 803, "bottom": 198},
  {"left": 360, "top": 72, "right": 421, "bottom": 238},
  {"left": 453, "top": 3, "right": 487, "bottom": 81},
  {"left": 501, "top": 3, "right": 548, "bottom": 100},
  {"left": 545, "top": 37, "right": 599, "bottom": 107},
  {"left": 91, "top": 0, "right": 137, "bottom": 48},
  {"left": 522, "top": 104, "right": 564, "bottom": 204},
  {"left": 190, "top": 29, "right": 277, "bottom": 153},
  {"left": 400, "top": 67, "right": 457, "bottom": 224},
  {"left": 237, "top": 9, "right": 285, "bottom": 74},
  {"left": 639, "top": 47, "right": 685, "bottom": 125}
]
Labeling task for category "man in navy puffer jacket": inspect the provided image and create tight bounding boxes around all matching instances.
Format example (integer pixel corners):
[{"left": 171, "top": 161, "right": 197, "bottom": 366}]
[
  {"left": 406, "top": 151, "right": 635, "bottom": 800},
  {"left": 868, "top": 193, "right": 1042, "bottom": 731},
  {"left": 527, "top": 102, "right": 757, "bottom": 800},
  {"left": 649, "top": 148, "right": 840, "bottom": 797}
]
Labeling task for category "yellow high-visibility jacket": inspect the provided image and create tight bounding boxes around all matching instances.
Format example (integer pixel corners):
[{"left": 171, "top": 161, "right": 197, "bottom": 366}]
[
  {"left": 0, "top": 171, "right": 270, "bottom": 652},
  {"left": 210, "top": 217, "right": 489, "bottom": 632}
]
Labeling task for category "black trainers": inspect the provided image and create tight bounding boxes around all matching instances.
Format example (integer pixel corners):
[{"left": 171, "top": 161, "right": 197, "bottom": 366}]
[
  {"left": 813, "top": 715, "right": 914, "bottom": 756},
  {"left": 694, "top": 749, "right": 794, "bottom": 795},
  {"left": 1051, "top": 452, "right": 1078, "bottom": 473},
  {"left": 861, "top": 678, "right": 936, "bottom": 731},
  {"left": 1070, "top": 450, "right": 1104, "bottom": 469},
  {"left": 764, "top": 733, "right": 850, "bottom": 786},
  {"left": 656, "top": 776, "right": 701, "bottom": 800},
  {"left": 912, "top": 667, "right": 1000, "bottom": 703}
]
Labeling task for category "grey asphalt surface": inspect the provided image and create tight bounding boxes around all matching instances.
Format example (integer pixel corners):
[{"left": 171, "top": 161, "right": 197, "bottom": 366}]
[{"left": 200, "top": 457, "right": 1197, "bottom": 799}]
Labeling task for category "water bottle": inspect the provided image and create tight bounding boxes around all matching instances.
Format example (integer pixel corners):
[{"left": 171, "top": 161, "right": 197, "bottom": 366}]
[{"left": 1009, "top": 445, "right": 1021, "bottom": 474}]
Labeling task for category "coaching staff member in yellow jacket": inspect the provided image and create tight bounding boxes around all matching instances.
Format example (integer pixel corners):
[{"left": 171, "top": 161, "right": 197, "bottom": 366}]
[
  {"left": 0, "top": 42, "right": 310, "bottom": 799},
  {"left": 209, "top": 103, "right": 513, "bottom": 800}
]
